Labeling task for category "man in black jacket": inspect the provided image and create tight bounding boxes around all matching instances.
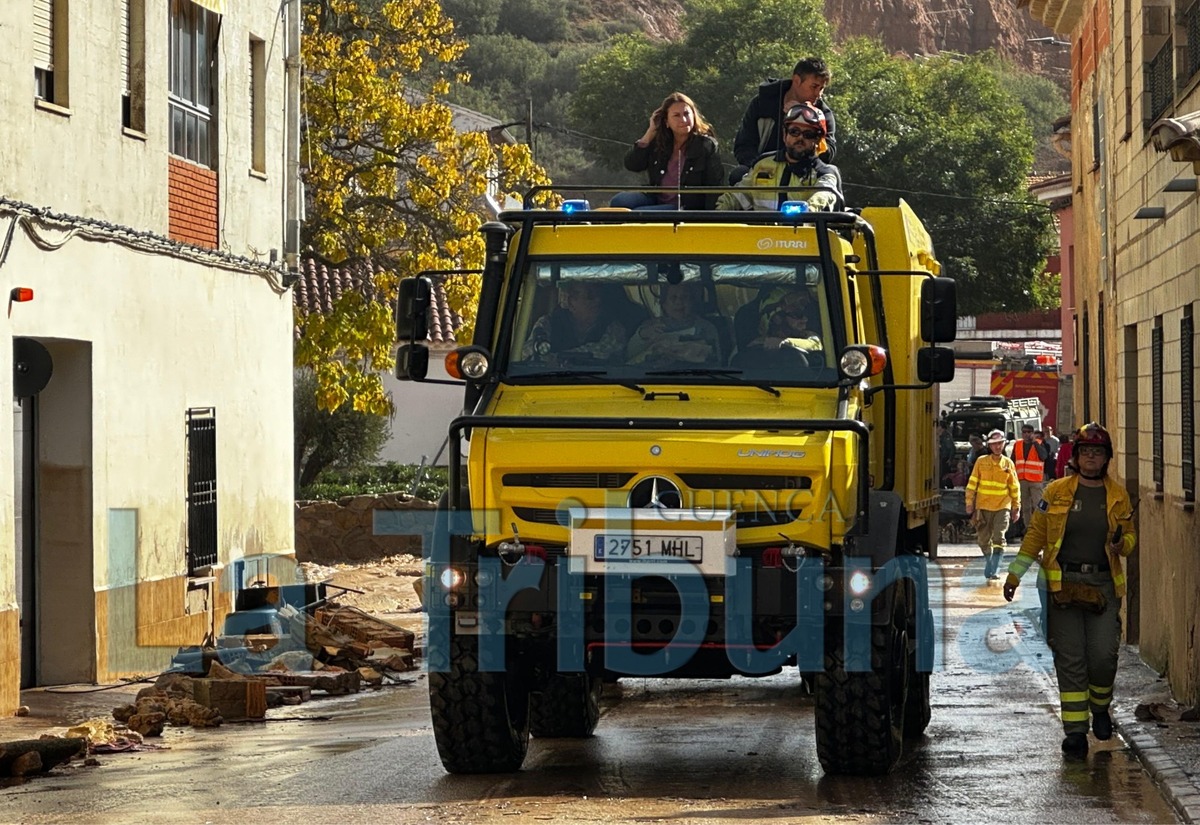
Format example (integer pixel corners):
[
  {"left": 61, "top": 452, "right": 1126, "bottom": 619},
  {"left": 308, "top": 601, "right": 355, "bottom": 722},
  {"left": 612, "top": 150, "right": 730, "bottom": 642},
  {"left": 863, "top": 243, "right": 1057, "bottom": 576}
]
[{"left": 730, "top": 57, "right": 836, "bottom": 184}]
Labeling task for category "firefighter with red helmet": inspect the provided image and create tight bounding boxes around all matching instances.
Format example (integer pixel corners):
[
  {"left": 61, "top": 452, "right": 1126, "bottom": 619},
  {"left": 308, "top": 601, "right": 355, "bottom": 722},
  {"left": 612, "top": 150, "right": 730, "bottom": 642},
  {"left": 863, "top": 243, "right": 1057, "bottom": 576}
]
[
  {"left": 717, "top": 103, "right": 842, "bottom": 212},
  {"left": 1003, "top": 422, "right": 1137, "bottom": 758}
]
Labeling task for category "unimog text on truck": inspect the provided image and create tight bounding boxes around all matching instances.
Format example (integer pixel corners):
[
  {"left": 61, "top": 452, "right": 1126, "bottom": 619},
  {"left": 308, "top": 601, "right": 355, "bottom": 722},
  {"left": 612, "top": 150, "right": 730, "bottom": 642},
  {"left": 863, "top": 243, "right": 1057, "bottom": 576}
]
[{"left": 395, "top": 187, "right": 958, "bottom": 777}]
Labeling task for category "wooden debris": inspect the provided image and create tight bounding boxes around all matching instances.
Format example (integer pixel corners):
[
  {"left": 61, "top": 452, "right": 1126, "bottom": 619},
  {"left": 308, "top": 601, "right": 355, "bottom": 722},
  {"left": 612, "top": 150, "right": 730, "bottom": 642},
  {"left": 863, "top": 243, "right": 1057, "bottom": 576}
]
[{"left": 268, "top": 670, "right": 362, "bottom": 695}]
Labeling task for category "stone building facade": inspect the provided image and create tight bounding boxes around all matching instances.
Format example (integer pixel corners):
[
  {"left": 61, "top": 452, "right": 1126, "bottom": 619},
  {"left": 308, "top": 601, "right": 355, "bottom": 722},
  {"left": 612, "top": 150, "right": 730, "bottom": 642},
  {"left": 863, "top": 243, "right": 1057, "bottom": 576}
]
[{"left": 1020, "top": 0, "right": 1200, "bottom": 704}]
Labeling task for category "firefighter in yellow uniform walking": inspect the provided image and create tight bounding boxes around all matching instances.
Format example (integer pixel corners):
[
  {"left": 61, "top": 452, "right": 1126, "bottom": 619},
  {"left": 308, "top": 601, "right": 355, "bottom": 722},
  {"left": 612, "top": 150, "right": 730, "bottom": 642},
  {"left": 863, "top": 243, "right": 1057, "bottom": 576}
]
[
  {"left": 964, "top": 429, "right": 1020, "bottom": 580},
  {"left": 1003, "top": 423, "right": 1136, "bottom": 758}
]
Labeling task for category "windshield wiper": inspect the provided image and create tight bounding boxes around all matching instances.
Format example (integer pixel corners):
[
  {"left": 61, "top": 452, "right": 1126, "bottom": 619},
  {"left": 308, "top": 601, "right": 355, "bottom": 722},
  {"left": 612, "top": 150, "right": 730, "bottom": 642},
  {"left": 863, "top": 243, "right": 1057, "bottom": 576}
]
[
  {"left": 516, "top": 370, "right": 645, "bottom": 396},
  {"left": 645, "top": 368, "right": 780, "bottom": 397}
]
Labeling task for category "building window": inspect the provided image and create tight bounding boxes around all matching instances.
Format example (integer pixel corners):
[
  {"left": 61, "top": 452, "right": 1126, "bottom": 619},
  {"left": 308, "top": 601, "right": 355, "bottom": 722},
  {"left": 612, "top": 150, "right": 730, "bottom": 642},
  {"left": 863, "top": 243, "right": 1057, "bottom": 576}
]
[
  {"left": 1123, "top": 325, "right": 1139, "bottom": 489},
  {"left": 170, "top": 0, "right": 219, "bottom": 168},
  {"left": 250, "top": 37, "right": 266, "bottom": 174},
  {"left": 1152, "top": 320, "right": 1164, "bottom": 493},
  {"left": 122, "top": 0, "right": 146, "bottom": 131},
  {"left": 1144, "top": 5, "right": 1174, "bottom": 127},
  {"left": 1180, "top": 1, "right": 1200, "bottom": 93},
  {"left": 186, "top": 408, "right": 218, "bottom": 574},
  {"left": 34, "top": 0, "right": 68, "bottom": 106},
  {"left": 1183, "top": 309, "right": 1195, "bottom": 502}
]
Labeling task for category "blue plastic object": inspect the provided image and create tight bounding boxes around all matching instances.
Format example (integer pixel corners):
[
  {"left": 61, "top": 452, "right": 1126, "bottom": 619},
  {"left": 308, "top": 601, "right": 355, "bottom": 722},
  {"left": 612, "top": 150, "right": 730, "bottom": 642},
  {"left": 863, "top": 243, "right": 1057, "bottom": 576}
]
[
  {"left": 780, "top": 200, "right": 810, "bottom": 215},
  {"left": 561, "top": 199, "right": 591, "bottom": 214}
]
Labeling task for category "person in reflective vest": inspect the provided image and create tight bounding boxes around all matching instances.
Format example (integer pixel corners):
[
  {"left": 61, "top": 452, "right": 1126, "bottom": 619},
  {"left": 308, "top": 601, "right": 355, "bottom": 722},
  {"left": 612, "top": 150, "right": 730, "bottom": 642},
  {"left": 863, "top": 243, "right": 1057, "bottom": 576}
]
[
  {"left": 964, "top": 430, "right": 1020, "bottom": 581},
  {"left": 1013, "top": 424, "right": 1050, "bottom": 534},
  {"left": 1003, "top": 423, "right": 1137, "bottom": 758}
]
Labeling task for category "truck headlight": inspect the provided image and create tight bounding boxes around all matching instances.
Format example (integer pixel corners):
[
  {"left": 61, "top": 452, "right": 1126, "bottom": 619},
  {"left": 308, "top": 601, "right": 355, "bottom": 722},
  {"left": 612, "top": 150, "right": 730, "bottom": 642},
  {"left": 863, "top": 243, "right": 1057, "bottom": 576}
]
[
  {"left": 439, "top": 566, "right": 466, "bottom": 591},
  {"left": 848, "top": 569, "right": 872, "bottom": 597},
  {"left": 446, "top": 346, "right": 492, "bottom": 381}
]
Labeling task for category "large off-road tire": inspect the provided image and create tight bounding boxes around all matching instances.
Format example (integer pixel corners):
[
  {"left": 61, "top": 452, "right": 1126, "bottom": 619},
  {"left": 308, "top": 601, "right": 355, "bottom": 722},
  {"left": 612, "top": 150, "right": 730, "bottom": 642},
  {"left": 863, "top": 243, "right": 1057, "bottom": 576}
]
[
  {"left": 903, "top": 670, "right": 932, "bottom": 738},
  {"left": 531, "top": 672, "right": 602, "bottom": 738},
  {"left": 429, "top": 634, "right": 531, "bottom": 774},
  {"left": 814, "top": 600, "right": 909, "bottom": 775},
  {"left": 903, "top": 606, "right": 934, "bottom": 738}
]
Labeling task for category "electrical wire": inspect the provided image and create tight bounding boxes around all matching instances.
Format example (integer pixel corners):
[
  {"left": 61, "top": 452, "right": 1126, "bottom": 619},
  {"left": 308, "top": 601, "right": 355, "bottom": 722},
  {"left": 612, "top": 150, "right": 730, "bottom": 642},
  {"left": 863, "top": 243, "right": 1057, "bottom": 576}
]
[
  {"left": 843, "top": 181, "right": 1054, "bottom": 210},
  {"left": 0, "top": 196, "right": 289, "bottom": 294}
]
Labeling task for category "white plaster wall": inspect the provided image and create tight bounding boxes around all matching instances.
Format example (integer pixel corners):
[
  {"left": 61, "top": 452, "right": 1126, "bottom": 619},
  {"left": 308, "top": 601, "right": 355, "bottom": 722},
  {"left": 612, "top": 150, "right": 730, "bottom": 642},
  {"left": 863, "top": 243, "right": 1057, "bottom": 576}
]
[
  {"left": 0, "top": 0, "right": 293, "bottom": 610},
  {"left": 0, "top": 0, "right": 287, "bottom": 261},
  {"left": 380, "top": 348, "right": 468, "bottom": 466},
  {"left": 0, "top": 233, "right": 295, "bottom": 590}
]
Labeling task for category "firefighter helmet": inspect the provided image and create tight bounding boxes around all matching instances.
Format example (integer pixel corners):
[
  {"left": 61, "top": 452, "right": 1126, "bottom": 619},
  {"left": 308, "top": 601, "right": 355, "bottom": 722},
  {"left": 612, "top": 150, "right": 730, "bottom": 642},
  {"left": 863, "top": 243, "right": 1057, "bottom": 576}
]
[
  {"left": 1073, "top": 422, "right": 1113, "bottom": 460},
  {"left": 783, "top": 103, "right": 827, "bottom": 137},
  {"left": 986, "top": 429, "right": 1006, "bottom": 446}
]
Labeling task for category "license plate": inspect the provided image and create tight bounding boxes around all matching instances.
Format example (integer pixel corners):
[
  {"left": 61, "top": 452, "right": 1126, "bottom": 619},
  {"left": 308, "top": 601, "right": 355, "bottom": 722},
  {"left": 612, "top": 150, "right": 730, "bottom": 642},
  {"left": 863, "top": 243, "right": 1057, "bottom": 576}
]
[{"left": 593, "top": 534, "right": 703, "bottom": 562}]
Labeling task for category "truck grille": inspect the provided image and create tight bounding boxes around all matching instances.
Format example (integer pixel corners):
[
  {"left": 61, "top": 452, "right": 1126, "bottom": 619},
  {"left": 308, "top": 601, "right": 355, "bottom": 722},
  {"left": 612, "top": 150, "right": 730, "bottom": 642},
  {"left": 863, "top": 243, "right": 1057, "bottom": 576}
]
[
  {"left": 502, "top": 472, "right": 635, "bottom": 488},
  {"left": 511, "top": 506, "right": 804, "bottom": 529}
]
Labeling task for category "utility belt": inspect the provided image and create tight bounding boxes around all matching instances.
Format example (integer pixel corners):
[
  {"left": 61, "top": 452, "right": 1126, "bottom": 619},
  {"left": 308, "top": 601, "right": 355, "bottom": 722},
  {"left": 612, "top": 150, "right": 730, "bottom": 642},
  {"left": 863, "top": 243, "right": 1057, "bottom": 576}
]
[{"left": 1059, "top": 561, "right": 1110, "bottom": 573}]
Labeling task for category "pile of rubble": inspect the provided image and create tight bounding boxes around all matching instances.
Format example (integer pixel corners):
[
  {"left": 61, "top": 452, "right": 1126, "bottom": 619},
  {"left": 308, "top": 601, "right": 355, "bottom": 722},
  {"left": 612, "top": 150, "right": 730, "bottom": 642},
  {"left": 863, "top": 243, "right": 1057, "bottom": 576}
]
[{"left": 1, "top": 588, "right": 421, "bottom": 778}]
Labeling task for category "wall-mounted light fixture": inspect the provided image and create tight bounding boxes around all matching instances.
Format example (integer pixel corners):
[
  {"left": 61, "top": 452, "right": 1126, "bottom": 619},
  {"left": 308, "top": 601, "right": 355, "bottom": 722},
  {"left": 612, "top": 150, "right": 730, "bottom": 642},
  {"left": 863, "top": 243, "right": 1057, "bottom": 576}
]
[
  {"left": 1134, "top": 206, "right": 1167, "bottom": 219},
  {"left": 1163, "top": 178, "right": 1198, "bottom": 193}
]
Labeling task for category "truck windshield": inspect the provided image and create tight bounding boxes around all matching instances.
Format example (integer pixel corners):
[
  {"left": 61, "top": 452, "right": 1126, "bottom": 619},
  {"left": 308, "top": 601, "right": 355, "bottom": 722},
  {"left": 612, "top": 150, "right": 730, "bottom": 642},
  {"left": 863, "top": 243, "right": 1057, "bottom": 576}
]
[{"left": 504, "top": 257, "right": 840, "bottom": 386}]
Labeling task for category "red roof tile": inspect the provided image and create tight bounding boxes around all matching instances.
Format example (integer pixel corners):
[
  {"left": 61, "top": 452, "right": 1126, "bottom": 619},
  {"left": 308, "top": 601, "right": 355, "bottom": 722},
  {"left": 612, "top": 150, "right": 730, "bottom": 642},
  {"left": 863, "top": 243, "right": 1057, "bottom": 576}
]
[{"left": 294, "top": 259, "right": 464, "bottom": 345}]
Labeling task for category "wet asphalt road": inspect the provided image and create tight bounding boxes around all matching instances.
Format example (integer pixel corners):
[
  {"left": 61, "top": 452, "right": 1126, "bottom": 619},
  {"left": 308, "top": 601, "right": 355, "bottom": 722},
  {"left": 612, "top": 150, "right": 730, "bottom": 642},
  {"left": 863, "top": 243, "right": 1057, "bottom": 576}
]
[{"left": 4, "top": 545, "right": 1180, "bottom": 824}]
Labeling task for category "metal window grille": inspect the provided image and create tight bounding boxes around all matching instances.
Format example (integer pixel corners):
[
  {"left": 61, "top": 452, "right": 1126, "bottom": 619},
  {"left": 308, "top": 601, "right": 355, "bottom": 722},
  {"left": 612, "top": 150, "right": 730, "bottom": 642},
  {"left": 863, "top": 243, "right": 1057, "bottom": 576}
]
[
  {"left": 1152, "top": 324, "right": 1164, "bottom": 490},
  {"left": 1183, "top": 312, "right": 1195, "bottom": 501},
  {"left": 1184, "top": 1, "right": 1200, "bottom": 88},
  {"left": 1146, "top": 39, "right": 1174, "bottom": 126},
  {"left": 186, "top": 408, "right": 218, "bottom": 574}
]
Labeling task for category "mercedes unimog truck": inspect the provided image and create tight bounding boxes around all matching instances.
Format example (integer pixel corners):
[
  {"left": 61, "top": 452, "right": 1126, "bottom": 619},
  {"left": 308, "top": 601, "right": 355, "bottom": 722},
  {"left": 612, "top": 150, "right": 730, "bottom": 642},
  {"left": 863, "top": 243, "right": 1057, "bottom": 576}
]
[{"left": 394, "top": 187, "right": 958, "bottom": 776}]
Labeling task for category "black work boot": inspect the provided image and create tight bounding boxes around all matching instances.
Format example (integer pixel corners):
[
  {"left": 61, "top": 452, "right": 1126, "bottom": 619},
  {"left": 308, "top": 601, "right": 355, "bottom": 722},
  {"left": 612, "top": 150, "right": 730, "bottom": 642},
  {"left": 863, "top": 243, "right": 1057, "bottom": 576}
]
[
  {"left": 1092, "top": 710, "right": 1113, "bottom": 741},
  {"left": 1061, "top": 732, "right": 1088, "bottom": 757}
]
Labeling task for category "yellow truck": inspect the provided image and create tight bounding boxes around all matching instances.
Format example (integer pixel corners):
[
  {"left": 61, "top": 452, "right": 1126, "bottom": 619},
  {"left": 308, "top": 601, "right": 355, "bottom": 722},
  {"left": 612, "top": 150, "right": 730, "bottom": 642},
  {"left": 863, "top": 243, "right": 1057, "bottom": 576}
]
[{"left": 396, "top": 189, "right": 957, "bottom": 776}]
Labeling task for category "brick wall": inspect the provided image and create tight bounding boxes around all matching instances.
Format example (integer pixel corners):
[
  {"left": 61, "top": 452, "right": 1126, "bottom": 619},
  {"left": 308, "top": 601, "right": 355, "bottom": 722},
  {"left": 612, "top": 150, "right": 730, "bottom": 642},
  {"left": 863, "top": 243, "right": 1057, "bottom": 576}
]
[{"left": 168, "top": 157, "right": 219, "bottom": 248}]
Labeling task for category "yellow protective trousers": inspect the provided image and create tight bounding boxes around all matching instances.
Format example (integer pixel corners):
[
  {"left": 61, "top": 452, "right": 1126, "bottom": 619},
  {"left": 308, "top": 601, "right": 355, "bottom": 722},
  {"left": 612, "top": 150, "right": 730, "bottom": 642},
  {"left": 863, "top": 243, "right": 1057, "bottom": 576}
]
[{"left": 1045, "top": 572, "right": 1121, "bottom": 735}]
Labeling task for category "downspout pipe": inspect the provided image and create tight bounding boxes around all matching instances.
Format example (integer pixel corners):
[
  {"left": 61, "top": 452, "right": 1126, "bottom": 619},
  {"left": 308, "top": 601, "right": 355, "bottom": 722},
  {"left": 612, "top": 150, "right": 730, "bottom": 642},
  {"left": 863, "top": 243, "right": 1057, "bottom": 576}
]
[{"left": 283, "top": 0, "right": 302, "bottom": 279}]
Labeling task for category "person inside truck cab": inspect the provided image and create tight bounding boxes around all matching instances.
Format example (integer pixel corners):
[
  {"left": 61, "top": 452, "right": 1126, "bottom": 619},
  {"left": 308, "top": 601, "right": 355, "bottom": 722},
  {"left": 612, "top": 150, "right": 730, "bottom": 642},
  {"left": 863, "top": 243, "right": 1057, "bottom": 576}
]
[
  {"left": 731, "top": 287, "right": 822, "bottom": 368},
  {"left": 716, "top": 103, "right": 841, "bottom": 212},
  {"left": 521, "top": 282, "right": 629, "bottom": 364},
  {"left": 627, "top": 282, "right": 722, "bottom": 366}
]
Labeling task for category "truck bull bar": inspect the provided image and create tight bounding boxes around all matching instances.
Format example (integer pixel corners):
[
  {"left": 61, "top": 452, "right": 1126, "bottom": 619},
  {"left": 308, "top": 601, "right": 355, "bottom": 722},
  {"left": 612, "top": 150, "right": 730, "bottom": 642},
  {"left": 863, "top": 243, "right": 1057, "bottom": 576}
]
[{"left": 446, "top": 415, "right": 871, "bottom": 535}]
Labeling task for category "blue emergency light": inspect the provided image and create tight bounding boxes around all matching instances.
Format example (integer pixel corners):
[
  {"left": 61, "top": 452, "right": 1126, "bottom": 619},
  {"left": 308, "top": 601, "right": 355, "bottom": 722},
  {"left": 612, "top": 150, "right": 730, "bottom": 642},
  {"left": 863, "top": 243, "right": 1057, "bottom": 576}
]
[
  {"left": 561, "top": 199, "right": 591, "bottom": 214},
  {"left": 780, "top": 200, "right": 810, "bottom": 216}
]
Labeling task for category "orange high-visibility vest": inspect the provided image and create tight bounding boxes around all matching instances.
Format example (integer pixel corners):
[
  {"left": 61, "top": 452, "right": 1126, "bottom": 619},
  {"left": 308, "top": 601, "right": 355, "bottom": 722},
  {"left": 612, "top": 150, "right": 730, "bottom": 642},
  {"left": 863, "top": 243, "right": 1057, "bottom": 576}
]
[{"left": 1013, "top": 440, "right": 1045, "bottom": 482}]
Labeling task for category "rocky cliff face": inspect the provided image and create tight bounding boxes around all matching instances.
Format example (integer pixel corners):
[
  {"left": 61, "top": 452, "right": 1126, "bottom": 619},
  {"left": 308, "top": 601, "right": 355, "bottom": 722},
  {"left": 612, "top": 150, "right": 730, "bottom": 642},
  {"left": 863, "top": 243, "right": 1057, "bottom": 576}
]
[
  {"left": 603, "top": 0, "right": 1068, "bottom": 80},
  {"left": 823, "top": 0, "right": 1069, "bottom": 77}
]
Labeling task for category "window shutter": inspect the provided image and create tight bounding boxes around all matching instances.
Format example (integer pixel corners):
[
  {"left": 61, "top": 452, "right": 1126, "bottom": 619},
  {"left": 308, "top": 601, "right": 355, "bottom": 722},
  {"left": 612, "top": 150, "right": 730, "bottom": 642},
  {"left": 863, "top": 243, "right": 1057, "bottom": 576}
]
[
  {"left": 33, "top": 0, "right": 54, "bottom": 71},
  {"left": 249, "top": 42, "right": 255, "bottom": 132},
  {"left": 1183, "top": 313, "right": 1195, "bottom": 500},
  {"left": 120, "top": 0, "right": 130, "bottom": 93}
]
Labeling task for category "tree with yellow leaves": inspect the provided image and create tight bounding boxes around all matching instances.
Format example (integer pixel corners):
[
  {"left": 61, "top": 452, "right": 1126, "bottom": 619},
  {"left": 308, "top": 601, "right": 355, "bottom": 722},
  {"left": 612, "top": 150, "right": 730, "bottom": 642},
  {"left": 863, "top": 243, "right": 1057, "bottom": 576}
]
[{"left": 297, "top": 0, "right": 549, "bottom": 413}]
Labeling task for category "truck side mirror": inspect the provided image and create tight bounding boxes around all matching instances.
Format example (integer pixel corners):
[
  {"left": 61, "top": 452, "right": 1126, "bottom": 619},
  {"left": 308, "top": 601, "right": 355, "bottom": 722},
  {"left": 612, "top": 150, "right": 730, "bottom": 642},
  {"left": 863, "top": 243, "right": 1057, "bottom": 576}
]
[
  {"left": 396, "top": 276, "right": 432, "bottom": 342},
  {"left": 918, "top": 347, "right": 955, "bottom": 383},
  {"left": 920, "top": 277, "right": 957, "bottom": 343},
  {"left": 396, "top": 343, "right": 429, "bottom": 381}
]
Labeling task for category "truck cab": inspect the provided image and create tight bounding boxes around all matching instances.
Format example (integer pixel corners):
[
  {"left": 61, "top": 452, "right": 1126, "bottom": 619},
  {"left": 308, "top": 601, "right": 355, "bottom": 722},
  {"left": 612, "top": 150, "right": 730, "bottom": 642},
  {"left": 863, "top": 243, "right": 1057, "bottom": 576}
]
[{"left": 396, "top": 192, "right": 957, "bottom": 777}]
